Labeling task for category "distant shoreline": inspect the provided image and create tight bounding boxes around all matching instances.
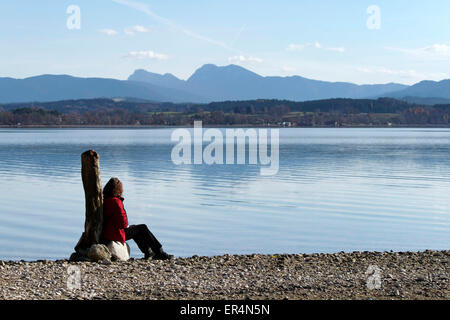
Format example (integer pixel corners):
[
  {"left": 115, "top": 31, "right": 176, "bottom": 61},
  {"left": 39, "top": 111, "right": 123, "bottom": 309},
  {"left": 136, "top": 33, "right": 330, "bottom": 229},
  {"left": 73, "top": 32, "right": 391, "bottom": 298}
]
[{"left": 2, "top": 124, "right": 450, "bottom": 129}]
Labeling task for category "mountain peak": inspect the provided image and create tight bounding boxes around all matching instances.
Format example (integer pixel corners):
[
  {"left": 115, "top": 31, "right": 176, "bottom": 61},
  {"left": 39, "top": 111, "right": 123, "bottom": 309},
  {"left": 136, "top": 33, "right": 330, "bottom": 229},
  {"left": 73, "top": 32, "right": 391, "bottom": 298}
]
[
  {"left": 197, "top": 63, "right": 258, "bottom": 72},
  {"left": 128, "top": 69, "right": 179, "bottom": 81},
  {"left": 384, "top": 78, "right": 450, "bottom": 99},
  {"left": 127, "top": 69, "right": 185, "bottom": 92},
  {"left": 187, "top": 64, "right": 262, "bottom": 83}
]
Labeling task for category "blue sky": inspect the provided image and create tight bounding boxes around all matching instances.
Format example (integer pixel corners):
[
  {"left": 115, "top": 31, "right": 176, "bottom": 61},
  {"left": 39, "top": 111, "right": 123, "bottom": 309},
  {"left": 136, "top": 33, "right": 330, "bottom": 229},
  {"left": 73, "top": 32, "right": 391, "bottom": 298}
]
[{"left": 0, "top": 0, "right": 449, "bottom": 84}]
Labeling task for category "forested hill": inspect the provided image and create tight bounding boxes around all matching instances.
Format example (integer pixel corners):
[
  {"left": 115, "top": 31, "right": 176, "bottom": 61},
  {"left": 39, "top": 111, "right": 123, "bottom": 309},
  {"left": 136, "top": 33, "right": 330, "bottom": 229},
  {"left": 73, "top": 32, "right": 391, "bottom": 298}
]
[
  {"left": 2, "top": 97, "right": 450, "bottom": 126},
  {"left": 0, "top": 97, "right": 425, "bottom": 114},
  {"left": 202, "top": 98, "right": 418, "bottom": 113}
]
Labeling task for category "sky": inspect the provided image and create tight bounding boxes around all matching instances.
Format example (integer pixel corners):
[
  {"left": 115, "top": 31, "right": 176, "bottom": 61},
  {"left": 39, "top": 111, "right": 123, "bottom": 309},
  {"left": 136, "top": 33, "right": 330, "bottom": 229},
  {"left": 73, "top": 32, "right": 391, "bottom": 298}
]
[{"left": 0, "top": 0, "right": 449, "bottom": 85}]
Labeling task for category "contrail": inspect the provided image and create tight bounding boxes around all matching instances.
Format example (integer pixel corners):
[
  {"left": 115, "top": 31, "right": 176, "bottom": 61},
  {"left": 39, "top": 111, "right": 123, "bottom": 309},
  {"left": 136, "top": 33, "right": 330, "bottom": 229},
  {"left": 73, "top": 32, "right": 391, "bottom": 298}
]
[
  {"left": 231, "top": 24, "right": 246, "bottom": 47},
  {"left": 112, "top": 0, "right": 238, "bottom": 52}
]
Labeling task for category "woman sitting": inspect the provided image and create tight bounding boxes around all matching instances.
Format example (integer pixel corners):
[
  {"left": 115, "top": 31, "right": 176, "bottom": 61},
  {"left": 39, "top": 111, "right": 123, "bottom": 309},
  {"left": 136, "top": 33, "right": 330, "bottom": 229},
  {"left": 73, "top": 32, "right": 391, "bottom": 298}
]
[{"left": 102, "top": 177, "right": 172, "bottom": 260}]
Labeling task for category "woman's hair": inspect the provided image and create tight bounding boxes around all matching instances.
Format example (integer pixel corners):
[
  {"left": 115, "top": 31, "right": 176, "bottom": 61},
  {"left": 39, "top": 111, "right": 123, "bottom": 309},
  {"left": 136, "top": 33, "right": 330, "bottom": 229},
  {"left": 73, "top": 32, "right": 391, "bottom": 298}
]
[{"left": 103, "top": 177, "right": 123, "bottom": 198}]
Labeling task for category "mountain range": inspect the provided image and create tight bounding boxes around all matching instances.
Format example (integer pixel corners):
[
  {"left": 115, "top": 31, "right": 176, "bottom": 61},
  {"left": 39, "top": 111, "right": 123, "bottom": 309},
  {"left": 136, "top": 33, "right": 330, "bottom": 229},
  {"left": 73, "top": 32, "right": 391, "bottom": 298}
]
[{"left": 0, "top": 64, "right": 449, "bottom": 104}]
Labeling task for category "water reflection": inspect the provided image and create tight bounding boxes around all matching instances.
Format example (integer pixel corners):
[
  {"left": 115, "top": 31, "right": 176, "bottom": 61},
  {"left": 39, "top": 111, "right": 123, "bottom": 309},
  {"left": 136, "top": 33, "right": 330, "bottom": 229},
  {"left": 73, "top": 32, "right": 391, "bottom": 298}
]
[{"left": 0, "top": 128, "right": 449, "bottom": 260}]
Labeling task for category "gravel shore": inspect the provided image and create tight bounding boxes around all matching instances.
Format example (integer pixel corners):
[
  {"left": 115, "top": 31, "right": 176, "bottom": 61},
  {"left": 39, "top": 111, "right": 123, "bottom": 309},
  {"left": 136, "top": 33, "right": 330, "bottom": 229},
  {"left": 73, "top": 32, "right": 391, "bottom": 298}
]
[{"left": 0, "top": 250, "right": 448, "bottom": 300}]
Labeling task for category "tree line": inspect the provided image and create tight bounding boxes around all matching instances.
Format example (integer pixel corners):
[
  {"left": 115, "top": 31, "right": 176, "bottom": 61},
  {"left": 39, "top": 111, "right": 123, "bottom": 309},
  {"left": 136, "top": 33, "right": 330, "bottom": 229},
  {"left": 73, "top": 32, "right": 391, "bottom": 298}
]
[{"left": 2, "top": 98, "right": 450, "bottom": 126}]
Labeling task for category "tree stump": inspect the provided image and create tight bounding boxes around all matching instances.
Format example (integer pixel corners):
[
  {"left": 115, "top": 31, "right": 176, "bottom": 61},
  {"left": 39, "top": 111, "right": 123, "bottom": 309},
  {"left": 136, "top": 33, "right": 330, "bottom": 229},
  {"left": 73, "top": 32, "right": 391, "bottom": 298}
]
[{"left": 73, "top": 150, "right": 103, "bottom": 255}]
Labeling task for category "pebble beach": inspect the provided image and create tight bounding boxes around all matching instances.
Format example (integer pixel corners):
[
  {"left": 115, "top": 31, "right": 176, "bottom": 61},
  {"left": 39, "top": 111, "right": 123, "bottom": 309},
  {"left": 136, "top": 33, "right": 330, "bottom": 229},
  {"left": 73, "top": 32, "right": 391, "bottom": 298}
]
[{"left": 0, "top": 250, "right": 448, "bottom": 300}]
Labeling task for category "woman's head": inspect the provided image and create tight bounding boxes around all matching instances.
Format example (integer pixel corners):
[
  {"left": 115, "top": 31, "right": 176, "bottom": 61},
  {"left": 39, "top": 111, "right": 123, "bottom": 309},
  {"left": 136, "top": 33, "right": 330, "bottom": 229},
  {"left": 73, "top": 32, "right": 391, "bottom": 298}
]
[{"left": 103, "top": 177, "right": 123, "bottom": 198}]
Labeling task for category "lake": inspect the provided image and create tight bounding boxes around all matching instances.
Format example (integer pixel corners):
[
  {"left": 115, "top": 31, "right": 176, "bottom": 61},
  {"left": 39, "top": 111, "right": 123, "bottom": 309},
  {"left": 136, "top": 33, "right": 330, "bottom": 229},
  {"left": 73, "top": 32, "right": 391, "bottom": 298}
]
[{"left": 0, "top": 128, "right": 449, "bottom": 261}]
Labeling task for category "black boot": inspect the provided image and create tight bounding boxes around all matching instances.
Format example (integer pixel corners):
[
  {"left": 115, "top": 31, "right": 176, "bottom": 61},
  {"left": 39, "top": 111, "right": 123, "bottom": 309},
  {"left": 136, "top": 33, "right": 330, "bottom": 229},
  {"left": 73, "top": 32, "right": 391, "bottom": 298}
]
[
  {"left": 153, "top": 248, "right": 173, "bottom": 260},
  {"left": 144, "top": 249, "right": 155, "bottom": 260}
]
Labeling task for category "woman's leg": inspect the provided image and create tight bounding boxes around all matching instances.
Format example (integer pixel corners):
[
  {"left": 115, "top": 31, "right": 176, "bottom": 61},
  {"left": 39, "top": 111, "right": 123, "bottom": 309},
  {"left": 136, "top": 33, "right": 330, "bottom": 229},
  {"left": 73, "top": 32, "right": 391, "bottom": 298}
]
[
  {"left": 125, "top": 224, "right": 170, "bottom": 259},
  {"left": 125, "top": 224, "right": 162, "bottom": 254}
]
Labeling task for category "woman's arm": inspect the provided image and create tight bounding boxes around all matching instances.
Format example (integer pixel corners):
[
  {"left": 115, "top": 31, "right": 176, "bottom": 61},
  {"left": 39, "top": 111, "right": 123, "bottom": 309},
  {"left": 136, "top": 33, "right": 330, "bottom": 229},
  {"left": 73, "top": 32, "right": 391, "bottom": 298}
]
[{"left": 112, "top": 198, "right": 129, "bottom": 229}]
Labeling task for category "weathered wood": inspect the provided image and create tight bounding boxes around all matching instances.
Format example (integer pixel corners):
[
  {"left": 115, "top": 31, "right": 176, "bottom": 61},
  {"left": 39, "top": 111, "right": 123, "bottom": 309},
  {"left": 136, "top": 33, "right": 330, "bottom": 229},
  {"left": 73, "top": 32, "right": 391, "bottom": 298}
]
[{"left": 74, "top": 150, "right": 103, "bottom": 253}]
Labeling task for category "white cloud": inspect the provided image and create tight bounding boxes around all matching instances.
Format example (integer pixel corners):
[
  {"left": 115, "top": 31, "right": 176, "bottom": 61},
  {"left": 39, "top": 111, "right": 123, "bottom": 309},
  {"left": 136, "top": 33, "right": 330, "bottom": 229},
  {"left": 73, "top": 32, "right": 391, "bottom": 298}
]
[
  {"left": 228, "top": 55, "right": 263, "bottom": 64},
  {"left": 423, "top": 44, "right": 450, "bottom": 54},
  {"left": 286, "top": 43, "right": 309, "bottom": 51},
  {"left": 287, "top": 42, "right": 345, "bottom": 53},
  {"left": 281, "top": 66, "right": 296, "bottom": 72},
  {"left": 357, "top": 66, "right": 417, "bottom": 77},
  {"left": 124, "top": 50, "right": 168, "bottom": 60},
  {"left": 124, "top": 25, "right": 149, "bottom": 35},
  {"left": 386, "top": 44, "right": 450, "bottom": 58},
  {"left": 356, "top": 66, "right": 448, "bottom": 80},
  {"left": 325, "top": 47, "right": 346, "bottom": 53},
  {"left": 99, "top": 29, "right": 118, "bottom": 36}
]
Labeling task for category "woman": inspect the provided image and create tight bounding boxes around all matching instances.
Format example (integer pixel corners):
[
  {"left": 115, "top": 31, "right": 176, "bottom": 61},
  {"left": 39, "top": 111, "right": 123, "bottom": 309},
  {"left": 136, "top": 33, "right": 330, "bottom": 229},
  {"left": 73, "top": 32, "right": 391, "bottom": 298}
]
[{"left": 102, "top": 177, "right": 173, "bottom": 260}]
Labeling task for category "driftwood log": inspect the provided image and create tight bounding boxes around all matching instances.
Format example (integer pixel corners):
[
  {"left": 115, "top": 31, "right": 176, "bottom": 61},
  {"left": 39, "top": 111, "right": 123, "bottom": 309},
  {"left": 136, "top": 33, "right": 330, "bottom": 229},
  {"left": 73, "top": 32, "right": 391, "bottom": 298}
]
[{"left": 74, "top": 150, "right": 103, "bottom": 254}]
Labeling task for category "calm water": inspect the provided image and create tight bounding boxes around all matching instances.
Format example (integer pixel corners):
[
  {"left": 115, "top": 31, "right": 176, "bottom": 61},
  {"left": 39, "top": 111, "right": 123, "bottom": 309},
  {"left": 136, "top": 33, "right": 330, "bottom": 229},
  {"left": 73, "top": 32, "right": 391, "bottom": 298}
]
[{"left": 0, "top": 128, "right": 449, "bottom": 260}]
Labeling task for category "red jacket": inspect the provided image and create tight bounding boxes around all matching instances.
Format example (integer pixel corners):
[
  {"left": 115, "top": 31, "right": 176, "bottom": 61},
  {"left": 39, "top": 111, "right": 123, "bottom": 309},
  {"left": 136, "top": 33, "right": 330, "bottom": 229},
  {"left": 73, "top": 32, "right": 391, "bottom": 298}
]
[{"left": 103, "top": 196, "right": 129, "bottom": 243}]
